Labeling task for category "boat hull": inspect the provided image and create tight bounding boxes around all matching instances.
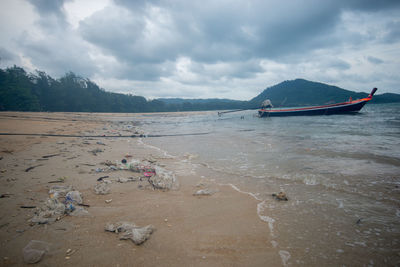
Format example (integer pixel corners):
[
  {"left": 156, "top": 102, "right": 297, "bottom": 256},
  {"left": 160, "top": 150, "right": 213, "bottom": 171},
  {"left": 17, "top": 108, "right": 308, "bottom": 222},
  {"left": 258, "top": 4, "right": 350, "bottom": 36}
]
[{"left": 258, "top": 100, "right": 369, "bottom": 117}]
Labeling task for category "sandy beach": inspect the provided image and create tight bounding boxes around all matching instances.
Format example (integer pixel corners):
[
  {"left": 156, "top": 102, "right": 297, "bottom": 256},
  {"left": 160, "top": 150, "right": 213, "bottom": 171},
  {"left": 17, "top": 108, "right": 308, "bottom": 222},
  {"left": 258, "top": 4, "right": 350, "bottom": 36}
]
[{"left": 0, "top": 112, "right": 281, "bottom": 266}]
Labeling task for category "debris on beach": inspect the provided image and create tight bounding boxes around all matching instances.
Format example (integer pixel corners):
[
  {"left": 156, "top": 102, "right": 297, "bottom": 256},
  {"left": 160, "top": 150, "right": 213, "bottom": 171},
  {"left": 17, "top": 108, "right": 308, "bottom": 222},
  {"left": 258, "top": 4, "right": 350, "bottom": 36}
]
[
  {"left": 23, "top": 240, "right": 50, "bottom": 264},
  {"left": 94, "top": 158, "right": 179, "bottom": 191},
  {"left": 48, "top": 176, "right": 66, "bottom": 183},
  {"left": 31, "top": 186, "right": 89, "bottom": 224},
  {"left": 193, "top": 188, "right": 218, "bottom": 196},
  {"left": 145, "top": 156, "right": 157, "bottom": 164},
  {"left": 272, "top": 192, "right": 288, "bottom": 201},
  {"left": 25, "top": 164, "right": 43, "bottom": 172},
  {"left": 117, "top": 177, "right": 137, "bottom": 183},
  {"left": 148, "top": 166, "right": 179, "bottom": 190},
  {"left": 94, "top": 182, "right": 111, "bottom": 195},
  {"left": 31, "top": 198, "right": 65, "bottom": 224},
  {"left": 65, "top": 191, "right": 83, "bottom": 205},
  {"left": 126, "top": 159, "right": 178, "bottom": 190},
  {"left": 101, "top": 160, "right": 116, "bottom": 167},
  {"left": 69, "top": 206, "right": 90, "bottom": 217},
  {"left": 89, "top": 148, "right": 103, "bottom": 156},
  {"left": 49, "top": 185, "right": 73, "bottom": 199},
  {"left": 105, "top": 222, "right": 155, "bottom": 245},
  {"left": 97, "top": 175, "right": 109, "bottom": 181},
  {"left": 42, "top": 153, "right": 60, "bottom": 159},
  {"left": 127, "top": 160, "right": 143, "bottom": 172}
]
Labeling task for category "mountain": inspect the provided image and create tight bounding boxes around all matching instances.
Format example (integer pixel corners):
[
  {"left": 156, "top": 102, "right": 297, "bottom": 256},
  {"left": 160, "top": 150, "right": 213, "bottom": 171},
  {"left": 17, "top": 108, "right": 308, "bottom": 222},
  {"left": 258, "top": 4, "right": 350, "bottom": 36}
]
[
  {"left": 250, "top": 79, "right": 366, "bottom": 107},
  {"left": 249, "top": 78, "right": 400, "bottom": 107},
  {"left": 370, "top": 93, "right": 400, "bottom": 103}
]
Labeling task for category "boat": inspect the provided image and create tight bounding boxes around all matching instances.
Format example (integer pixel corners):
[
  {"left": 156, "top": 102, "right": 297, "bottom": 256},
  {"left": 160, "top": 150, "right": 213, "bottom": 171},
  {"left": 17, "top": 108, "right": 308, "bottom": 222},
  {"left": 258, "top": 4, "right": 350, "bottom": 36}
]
[{"left": 258, "top": 88, "right": 377, "bottom": 117}]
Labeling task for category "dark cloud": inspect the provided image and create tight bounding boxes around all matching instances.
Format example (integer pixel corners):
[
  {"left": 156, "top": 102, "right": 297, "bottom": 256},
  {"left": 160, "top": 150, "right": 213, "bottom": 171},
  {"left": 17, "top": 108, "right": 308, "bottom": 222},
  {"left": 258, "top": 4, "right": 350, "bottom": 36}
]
[
  {"left": 0, "top": 47, "right": 17, "bottom": 62},
  {"left": 18, "top": 30, "right": 97, "bottom": 77},
  {"left": 27, "top": 0, "right": 69, "bottom": 15},
  {"left": 78, "top": 0, "right": 345, "bottom": 80},
  {"left": 27, "top": 0, "right": 71, "bottom": 31},
  {"left": 345, "top": 0, "right": 400, "bottom": 11},
  {"left": 327, "top": 59, "right": 351, "bottom": 70},
  {"left": 367, "top": 56, "right": 384, "bottom": 64},
  {"left": 384, "top": 21, "right": 400, "bottom": 43}
]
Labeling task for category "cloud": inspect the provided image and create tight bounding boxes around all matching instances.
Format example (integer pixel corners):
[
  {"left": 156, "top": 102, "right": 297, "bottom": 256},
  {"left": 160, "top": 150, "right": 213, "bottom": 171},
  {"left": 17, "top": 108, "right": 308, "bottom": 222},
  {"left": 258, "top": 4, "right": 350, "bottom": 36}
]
[
  {"left": 367, "top": 56, "right": 384, "bottom": 64},
  {"left": 0, "top": 47, "right": 17, "bottom": 62},
  {"left": 0, "top": 0, "right": 400, "bottom": 99},
  {"left": 27, "top": 0, "right": 69, "bottom": 16}
]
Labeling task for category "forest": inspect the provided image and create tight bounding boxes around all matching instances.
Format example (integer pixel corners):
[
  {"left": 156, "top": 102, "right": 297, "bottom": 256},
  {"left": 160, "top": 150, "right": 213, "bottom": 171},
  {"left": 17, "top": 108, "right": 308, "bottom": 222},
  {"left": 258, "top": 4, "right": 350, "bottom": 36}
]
[{"left": 0, "top": 66, "right": 249, "bottom": 112}]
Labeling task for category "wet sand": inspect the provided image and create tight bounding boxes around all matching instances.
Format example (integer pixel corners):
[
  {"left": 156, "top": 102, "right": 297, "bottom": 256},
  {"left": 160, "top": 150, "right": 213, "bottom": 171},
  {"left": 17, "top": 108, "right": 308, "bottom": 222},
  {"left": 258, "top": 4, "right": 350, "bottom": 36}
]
[{"left": 0, "top": 112, "right": 280, "bottom": 266}]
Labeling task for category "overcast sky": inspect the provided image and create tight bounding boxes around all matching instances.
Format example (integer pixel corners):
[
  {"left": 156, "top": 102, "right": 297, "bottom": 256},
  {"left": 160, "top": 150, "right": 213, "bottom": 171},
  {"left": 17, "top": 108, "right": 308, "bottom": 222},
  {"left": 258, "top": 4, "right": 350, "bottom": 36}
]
[{"left": 1, "top": 0, "right": 399, "bottom": 99}]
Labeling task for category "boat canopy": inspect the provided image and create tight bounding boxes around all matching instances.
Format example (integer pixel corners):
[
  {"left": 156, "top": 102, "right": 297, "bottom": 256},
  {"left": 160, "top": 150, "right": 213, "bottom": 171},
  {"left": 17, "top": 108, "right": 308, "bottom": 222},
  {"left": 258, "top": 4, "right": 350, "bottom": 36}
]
[{"left": 261, "top": 99, "right": 273, "bottom": 108}]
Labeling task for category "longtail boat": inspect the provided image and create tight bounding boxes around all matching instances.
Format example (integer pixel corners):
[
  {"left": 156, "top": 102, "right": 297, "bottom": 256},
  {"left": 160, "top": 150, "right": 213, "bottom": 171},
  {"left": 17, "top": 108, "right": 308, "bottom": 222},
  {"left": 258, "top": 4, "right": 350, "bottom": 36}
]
[{"left": 258, "top": 88, "right": 377, "bottom": 117}]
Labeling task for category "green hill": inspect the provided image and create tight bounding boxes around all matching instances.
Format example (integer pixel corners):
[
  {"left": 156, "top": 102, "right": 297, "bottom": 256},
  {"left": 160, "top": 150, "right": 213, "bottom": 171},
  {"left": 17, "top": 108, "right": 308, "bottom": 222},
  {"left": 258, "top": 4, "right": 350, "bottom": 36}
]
[
  {"left": 250, "top": 79, "right": 369, "bottom": 107},
  {"left": 249, "top": 78, "right": 400, "bottom": 107}
]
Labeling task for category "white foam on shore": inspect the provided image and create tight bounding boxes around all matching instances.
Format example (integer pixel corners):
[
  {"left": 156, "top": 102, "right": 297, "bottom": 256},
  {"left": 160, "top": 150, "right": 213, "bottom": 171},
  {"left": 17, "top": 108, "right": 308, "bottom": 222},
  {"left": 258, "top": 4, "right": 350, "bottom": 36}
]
[
  {"left": 257, "top": 200, "right": 275, "bottom": 237},
  {"left": 220, "top": 183, "right": 262, "bottom": 201},
  {"left": 219, "top": 183, "right": 278, "bottom": 238},
  {"left": 137, "top": 138, "right": 175, "bottom": 158}
]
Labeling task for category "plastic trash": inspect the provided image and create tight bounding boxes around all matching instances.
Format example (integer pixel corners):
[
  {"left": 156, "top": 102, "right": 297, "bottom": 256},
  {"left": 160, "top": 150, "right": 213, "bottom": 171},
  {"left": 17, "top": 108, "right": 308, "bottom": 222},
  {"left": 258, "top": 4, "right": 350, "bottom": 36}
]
[
  {"left": 69, "top": 206, "right": 90, "bottom": 217},
  {"left": 143, "top": 171, "right": 155, "bottom": 177},
  {"left": 148, "top": 166, "right": 179, "bottom": 190},
  {"left": 22, "top": 240, "right": 50, "bottom": 264},
  {"left": 65, "top": 203, "right": 76, "bottom": 213},
  {"left": 128, "top": 160, "right": 142, "bottom": 172},
  {"left": 31, "top": 198, "right": 66, "bottom": 224},
  {"left": 94, "top": 182, "right": 111, "bottom": 195},
  {"left": 105, "top": 222, "right": 154, "bottom": 245},
  {"left": 117, "top": 177, "right": 137, "bottom": 183},
  {"left": 193, "top": 188, "right": 218, "bottom": 196},
  {"left": 65, "top": 191, "right": 83, "bottom": 204},
  {"left": 49, "top": 185, "right": 73, "bottom": 199}
]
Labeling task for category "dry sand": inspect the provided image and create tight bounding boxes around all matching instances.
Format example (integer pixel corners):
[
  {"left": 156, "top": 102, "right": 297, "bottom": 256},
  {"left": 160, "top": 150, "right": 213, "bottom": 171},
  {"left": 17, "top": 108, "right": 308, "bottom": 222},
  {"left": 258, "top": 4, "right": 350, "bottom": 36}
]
[{"left": 0, "top": 112, "right": 281, "bottom": 266}]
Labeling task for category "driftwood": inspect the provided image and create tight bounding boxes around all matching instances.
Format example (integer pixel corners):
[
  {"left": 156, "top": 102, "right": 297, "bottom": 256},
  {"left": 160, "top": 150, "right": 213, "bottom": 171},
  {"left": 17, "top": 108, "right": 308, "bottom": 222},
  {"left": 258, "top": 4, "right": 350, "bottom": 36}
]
[{"left": 25, "top": 165, "right": 43, "bottom": 172}]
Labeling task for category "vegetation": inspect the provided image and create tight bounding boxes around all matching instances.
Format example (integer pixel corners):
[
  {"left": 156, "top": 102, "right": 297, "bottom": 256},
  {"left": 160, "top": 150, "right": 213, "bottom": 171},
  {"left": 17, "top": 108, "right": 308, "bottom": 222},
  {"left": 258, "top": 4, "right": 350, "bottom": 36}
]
[
  {"left": 0, "top": 66, "right": 249, "bottom": 112},
  {"left": 0, "top": 66, "right": 398, "bottom": 112}
]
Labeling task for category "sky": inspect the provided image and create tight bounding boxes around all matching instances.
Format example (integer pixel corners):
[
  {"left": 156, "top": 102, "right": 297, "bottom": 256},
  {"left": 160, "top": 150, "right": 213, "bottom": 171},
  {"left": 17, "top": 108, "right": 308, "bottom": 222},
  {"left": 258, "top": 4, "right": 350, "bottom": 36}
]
[{"left": 0, "top": 0, "right": 399, "bottom": 100}]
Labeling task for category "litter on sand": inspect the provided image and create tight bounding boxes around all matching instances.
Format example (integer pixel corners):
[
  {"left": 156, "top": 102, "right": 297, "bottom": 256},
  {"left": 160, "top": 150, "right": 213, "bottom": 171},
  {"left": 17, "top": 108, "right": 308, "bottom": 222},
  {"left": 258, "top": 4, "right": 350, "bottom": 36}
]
[
  {"left": 23, "top": 240, "right": 50, "bottom": 264},
  {"left": 105, "top": 222, "right": 155, "bottom": 245}
]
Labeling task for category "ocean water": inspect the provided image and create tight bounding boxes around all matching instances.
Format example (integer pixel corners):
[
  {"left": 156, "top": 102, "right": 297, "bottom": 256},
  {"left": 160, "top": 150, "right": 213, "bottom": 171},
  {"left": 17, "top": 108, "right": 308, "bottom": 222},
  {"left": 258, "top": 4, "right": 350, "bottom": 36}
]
[{"left": 135, "top": 104, "right": 400, "bottom": 266}]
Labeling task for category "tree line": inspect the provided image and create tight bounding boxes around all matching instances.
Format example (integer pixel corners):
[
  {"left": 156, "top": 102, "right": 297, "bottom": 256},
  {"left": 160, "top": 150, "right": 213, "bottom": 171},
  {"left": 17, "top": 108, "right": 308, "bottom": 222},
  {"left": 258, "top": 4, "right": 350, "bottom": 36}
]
[{"left": 0, "top": 66, "right": 250, "bottom": 112}]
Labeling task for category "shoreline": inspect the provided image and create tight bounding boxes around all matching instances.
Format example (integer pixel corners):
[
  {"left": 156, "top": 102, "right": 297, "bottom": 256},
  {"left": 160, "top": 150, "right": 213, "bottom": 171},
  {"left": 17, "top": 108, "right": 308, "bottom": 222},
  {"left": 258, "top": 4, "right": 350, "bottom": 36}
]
[{"left": 0, "top": 112, "right": 281, "bottom": 266}]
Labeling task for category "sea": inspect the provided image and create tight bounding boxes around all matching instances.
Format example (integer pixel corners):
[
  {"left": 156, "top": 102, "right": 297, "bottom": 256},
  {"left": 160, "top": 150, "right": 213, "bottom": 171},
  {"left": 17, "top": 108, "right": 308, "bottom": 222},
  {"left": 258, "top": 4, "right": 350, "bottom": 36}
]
[{"left": 123, "top": 103, "right": 400, "bottom": 266}]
